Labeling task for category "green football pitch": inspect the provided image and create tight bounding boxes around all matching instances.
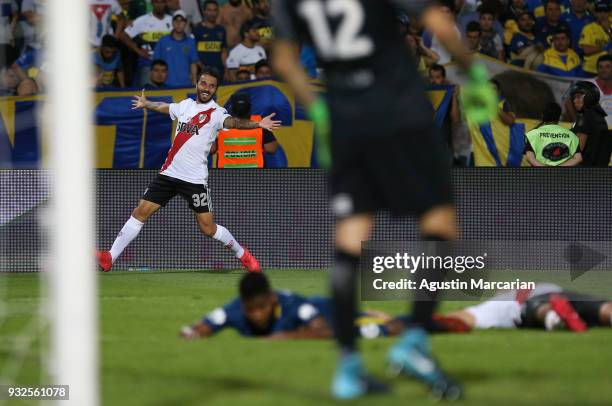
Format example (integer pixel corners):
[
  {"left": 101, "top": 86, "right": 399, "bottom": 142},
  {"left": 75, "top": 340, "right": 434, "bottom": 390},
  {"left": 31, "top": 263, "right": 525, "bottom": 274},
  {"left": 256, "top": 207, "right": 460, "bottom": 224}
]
[{"left": 2, "top": 270, "right": 612, "bottom": 406}]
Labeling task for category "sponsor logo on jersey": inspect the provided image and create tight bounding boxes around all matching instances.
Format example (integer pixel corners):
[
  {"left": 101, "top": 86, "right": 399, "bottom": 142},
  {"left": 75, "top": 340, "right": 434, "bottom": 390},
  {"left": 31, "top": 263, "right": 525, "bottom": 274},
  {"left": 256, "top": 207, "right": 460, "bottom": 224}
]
[{"left": 177, "top": 121, "right": 200, "bottom": 135}]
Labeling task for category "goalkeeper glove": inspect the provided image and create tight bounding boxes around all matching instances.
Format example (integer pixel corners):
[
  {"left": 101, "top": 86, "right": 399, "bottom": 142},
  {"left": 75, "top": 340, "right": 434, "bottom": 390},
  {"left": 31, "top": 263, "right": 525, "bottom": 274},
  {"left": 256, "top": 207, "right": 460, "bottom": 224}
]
[
  {"left": 308, "top": 98, "right": 332, "bottom": 169},
  {"left": 460, "top": 63, "right": 498, "bottom": 125}
]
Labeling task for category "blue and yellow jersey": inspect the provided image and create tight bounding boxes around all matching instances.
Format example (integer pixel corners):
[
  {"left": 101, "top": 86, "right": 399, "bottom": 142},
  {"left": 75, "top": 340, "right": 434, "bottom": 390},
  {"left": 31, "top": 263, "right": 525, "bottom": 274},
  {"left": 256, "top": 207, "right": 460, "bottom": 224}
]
[
  {"left": 192, "top": 24, "right": 227, "bottom": 75},
  {"left": 536, "top": 47, "right": 583, "bottom": 77},
  {"left": 509, "top": 30, "right": 536, "bottom": 60},
  {"left": 202, "top": 290, "right": 320, "bottom": 336},
  {"left": 202, "top": 292, "right": 390, "bottom": 338},
  {"left": 93, "top": 50, "right": 122, "bottom": 88},
  {"left": 562, "top": 11, "right": 595, "bottom": 52},
  {"left": 15, "top": 48, "right": 40, "bottom": 79},
  {"left": 534, "top": 18, "right": 571, "bottom": 46},
  {"left": 579, "top": 22, "right": 611, "bottom": 74},
  {"left": 527, "top": 0, "right": 570, "bottom": 18}
]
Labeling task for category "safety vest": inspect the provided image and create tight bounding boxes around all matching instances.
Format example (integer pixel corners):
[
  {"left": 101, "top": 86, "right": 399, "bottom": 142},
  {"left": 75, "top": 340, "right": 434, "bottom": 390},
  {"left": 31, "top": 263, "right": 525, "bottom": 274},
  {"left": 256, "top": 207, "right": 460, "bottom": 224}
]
[
  {"left": 525, "top": 124, "right": 579, "bottom": 166},
  {"left": 217, "top": 115, "right": 264, "bottom": 168}
]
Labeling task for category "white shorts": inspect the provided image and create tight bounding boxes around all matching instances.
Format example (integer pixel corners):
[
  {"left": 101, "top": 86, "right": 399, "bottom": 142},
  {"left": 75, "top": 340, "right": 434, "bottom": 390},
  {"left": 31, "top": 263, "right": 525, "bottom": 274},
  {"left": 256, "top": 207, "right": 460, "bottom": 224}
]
[
  {"left": 465, "top": 283, "right": 563, "bottom": 329},
  {"left": 465, "top": 300, "right": 521, "bottom": 329}
]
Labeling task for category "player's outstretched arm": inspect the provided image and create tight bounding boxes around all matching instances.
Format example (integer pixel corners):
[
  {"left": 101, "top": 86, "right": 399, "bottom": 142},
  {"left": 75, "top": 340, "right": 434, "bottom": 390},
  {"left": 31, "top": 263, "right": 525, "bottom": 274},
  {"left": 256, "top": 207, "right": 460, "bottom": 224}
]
[
  {"left": 132, "top": 89, "right": 170, "bottom": 114},
  {"left": 223, "top": 113, "right": 281, "bottom": 131},
  {"left": 268, "top": 317, "right": 333, "bottom": 340},
  {"left": 179, "top": 322, "right": 215, "bottom": 340}
]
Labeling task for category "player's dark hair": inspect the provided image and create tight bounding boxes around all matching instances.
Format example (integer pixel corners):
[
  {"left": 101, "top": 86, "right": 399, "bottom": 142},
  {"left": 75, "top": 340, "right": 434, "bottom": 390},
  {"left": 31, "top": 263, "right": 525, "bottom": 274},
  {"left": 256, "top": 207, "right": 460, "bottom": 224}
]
[
  {"left": 255, "top": 59, "right": 270, "bottom": 73},
  {"left": 478, "top": 7, "right": 496, "bottom": 17},
  {"left": 199, "top": 66, "right": 222, "bottom": 85},
  {"left": 466, "top": 21, "right": 482, "bottom": 33},
  {"left": 101, "top": 34, "right": 118, "bottom": 48},
  {"left": 239, "top": 273, "right": 271, "bottom": 301},
  {"left": 541, "top": 101, "right": 562, "bottom": 123},
  {"left": 597, "top": 54, "right": 612, "bottom": 67},
  {"left": 429, "top": 64, "right": 446, "bottom": 77},
  {"left": 553, "top": 26, "right": 570, "bottom": 37},
  {"left": 151, "top": 59, "right": 168, "bottom": 69},
  {"left": 437, "top": 0, "right": 456, "bottom": 14}
]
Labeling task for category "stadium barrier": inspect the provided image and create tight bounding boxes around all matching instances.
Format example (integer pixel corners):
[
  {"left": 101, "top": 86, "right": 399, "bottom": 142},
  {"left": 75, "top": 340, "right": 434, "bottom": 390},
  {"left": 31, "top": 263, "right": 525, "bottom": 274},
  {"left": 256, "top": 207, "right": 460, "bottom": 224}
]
[
  {"left": 0, "top": 81, "right": 454, "bottom": 169},
  {"left": 1, "top": 168, "right": 612, "bottom": 272}
]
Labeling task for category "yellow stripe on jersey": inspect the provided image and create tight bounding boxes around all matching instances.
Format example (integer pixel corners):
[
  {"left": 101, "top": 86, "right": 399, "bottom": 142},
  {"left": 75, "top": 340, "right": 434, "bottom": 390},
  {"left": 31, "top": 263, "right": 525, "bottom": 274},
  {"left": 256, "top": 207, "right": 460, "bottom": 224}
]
[
  {"left": 579, "top": 22, "right": 611, "bottom": 74},
  {"left": 141, "top": 31, "right": 170, "bottom": 43},
  {"left": 198, "top": 41, "right": 223, "bottom": 52}
]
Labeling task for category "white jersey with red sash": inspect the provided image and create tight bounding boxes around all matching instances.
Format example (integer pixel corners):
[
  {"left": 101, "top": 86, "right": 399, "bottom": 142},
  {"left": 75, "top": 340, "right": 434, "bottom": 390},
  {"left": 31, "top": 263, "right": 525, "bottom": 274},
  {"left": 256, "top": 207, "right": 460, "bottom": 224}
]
[{"left": 161, "top": 98, "right": 230, "bottom": 185}]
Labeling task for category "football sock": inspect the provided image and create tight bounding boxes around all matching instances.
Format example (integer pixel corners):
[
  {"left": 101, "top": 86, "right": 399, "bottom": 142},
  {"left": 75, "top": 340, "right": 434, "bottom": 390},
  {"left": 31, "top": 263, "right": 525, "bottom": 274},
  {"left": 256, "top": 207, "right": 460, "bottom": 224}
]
[
  {"left": 332, "top": 250, "right": 359, "bottom": 352},
  {"left": 411, "top": 235, "right": 449, "bottom": 327},
  {"left": 109, "top": 216, "right": 144, "bottom": 262},
  {"left": 213, "top": 224, "right": 244, "bottom": 258}
]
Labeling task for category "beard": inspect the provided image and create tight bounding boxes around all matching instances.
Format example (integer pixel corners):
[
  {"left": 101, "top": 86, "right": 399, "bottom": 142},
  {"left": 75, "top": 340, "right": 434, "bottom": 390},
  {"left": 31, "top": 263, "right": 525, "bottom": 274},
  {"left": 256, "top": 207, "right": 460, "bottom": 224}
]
[{"left": 198, "top": 89, "right": 215, "bottom": 103}]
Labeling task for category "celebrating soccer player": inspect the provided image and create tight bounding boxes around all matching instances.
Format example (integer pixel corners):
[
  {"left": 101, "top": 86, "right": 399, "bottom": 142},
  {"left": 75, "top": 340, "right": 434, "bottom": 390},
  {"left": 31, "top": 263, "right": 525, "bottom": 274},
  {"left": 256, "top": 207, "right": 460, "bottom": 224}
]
[
  {"left": 96, "top": 67, "right": 281, "bottom": 273},
  {"left": 271, "top": 0, "right": 497, "bottom": 400}
]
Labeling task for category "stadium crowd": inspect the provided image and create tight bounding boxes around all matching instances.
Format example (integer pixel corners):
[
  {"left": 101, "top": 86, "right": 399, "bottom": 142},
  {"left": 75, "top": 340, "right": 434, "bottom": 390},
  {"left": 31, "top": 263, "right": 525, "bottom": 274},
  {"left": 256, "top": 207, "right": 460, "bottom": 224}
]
[{"left": 0, "top": 0, "right": 609, "bottom": 165}]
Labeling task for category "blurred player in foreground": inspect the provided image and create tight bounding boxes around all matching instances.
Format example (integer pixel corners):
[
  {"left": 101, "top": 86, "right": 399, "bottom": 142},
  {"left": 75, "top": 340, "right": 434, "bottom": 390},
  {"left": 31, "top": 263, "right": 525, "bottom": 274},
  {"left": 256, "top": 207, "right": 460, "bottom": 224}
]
[
  {"left": 272, "top": 0, "right": 497, "bottom": 400},
  {"left": 96, "top": 67, "right": 281, "bottom": 273},
  {"left": 180, "top": 272, "right": 397, "bottom": 339}
]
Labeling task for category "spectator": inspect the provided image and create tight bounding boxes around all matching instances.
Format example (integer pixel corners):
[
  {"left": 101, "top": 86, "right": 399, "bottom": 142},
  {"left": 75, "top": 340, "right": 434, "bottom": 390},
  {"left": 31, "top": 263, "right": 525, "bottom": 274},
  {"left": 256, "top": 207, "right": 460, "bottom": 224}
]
[
  {"left": 118, "top": 0, "right": 172, "bottom": 87},
  {"left": 111, "top": 0, "right": 138, "bottom": 86},
  {"left": 10, "top": 47, "right": 41, "bottom": 95},
  {"left": 589, "top": 55, "right": 612, "bottom": 128},
  {"left": 226, "top": 20, "right": 266, "bottom": 81},
  {"left": 500, "top": 0, "right": 529, "bottom": 27},
  {"left": 500, "top": 0, "right": 529, "bottom": 48},
  {"left": 20, "top": 0, "right": 43, "bottom": 53},
  {"left": 89, "top": 0, "right": 123, "bottom": 47},
  {"left": 0, "top": 0, "right": 17, "bottom": 70},
  {"left": 405, "top": 33, "right": 440, "bottom": 73},
  {"left": 153, "top": 10, "right": 198, "bottom": 87},
  {"left": 457, "top": 0, "right": 505, "bottom": 40},
  {"left": 428, "top": 0, "right": 462, "bottom": 64},
  {"left": 218, "top": 0, "right": 252, "bottom": 49},
  {"left": 491, "top": 78, "right": 517, "bottom": 125},
  {"left": 428, "top": 64, "right": 461, "bottom": 161},
  {"left": 508, "top": 12, "right": 538, "bottom": 65},
  {"left": 144, "top": 59, "right": 169, "bottom": 89},
  {"left": 235, "top": 69, "right": 251, "bottom": 81},
  {"left": 254, "top": 59, "right": 272, "bottom": 79},
  {"left": 0, "top": 66, "right": 19, "bottom": 95},
  {"left": 93, "top": 35, "right": 126, "bottom": 88},
  {"left": 250, "top": 0, "right": 273, "bottom": 51},
  {"left": 111, "top": 0, "right": 132, "bottom": 31},
  {"left": 535, "top": 0, "right": 571, "bottom": 46},
  {"left": 217, "top": 92, "right": 278, "bottom": 168},
  {"left": 479, "top": 8, "right": 506, "bottom": 60},
  {"left": 193, "top": 0, "right": 228, "bottom": 80},
  {"left": 569, "top": 81, "right": 611, "bottom": 166},
  {"left": 537, "top": 27, "right": 583, "bottom": 77},
  {"left": 526, "top": 0, "right": 570, "bottom": 18},
  {"left": 428, "top": 64, "right": 449, "bottom": 85},
  {"left": 465, "top": 21, "right": 484, "bottom": 54},
  {"left": 525, "top": 102, "right": 582, "bottom": 166},
  {"left": 166, "top": 0, "right": 202, "bottom": 31},
  {"left": 562, "top": 0, "right": 595, "bottom": 53},
  {"left": 579, "top": 1, "right": 611, "bottom": 77}
]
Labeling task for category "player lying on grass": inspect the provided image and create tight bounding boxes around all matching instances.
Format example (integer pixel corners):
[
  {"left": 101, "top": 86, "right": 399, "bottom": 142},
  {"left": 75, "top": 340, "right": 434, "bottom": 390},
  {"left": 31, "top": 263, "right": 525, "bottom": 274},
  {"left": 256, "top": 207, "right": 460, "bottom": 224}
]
[
  {"left": 440, "top": 283, "right": 612, "bottom": 333},
  {"left": 96, "top": 67, "right": 281, "bottom": 273},
  {"left": 179, "top": 272, "right": 402, "bottom": 340}
]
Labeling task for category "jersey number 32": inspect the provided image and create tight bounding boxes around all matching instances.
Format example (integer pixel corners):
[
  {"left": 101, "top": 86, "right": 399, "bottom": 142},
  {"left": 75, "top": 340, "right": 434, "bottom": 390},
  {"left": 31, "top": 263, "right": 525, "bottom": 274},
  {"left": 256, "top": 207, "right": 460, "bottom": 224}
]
[{"left": 298, "top": 0, "right": 374, "bottom": 61}]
